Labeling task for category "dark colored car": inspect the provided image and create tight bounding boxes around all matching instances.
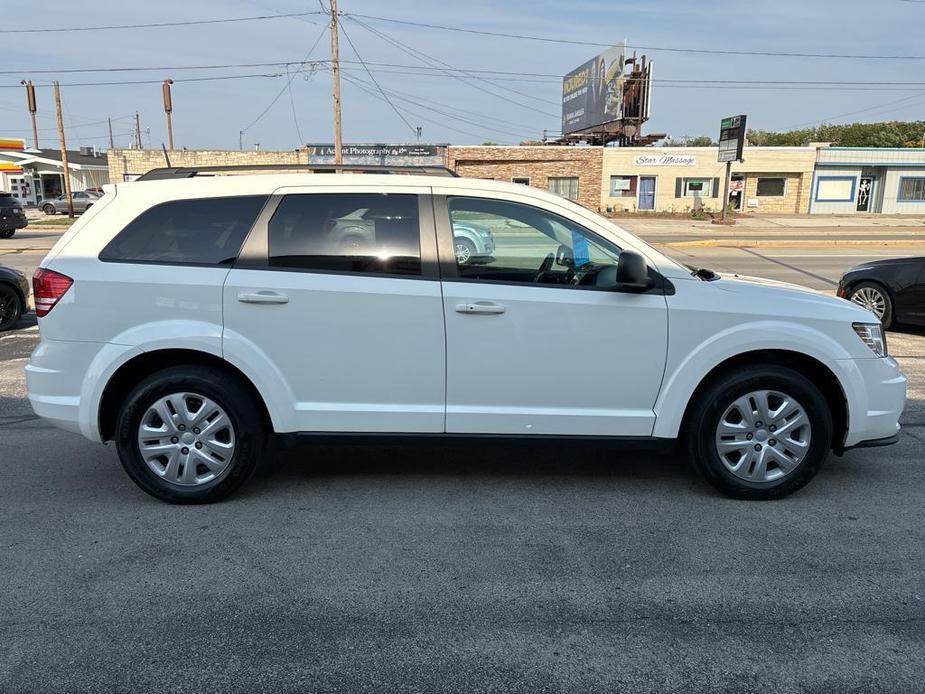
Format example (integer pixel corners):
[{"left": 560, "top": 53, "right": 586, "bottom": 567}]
[
  {"left": 0, "top": 193, "right": 28, "bottom": 239},
  {"left": 837, "top": 256, "right": 925, "bottom": 329},
  {"left": 0, "top": 263, "right": 30, "bottom": 330}
]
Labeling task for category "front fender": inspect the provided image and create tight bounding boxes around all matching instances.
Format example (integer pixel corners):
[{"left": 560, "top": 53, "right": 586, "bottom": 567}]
[{"left": 652, "top": 320, "right": 854, "bottom": 439}]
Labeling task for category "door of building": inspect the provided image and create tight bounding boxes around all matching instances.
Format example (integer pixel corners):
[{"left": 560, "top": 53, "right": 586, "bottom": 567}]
[
  {"left": 638, "top": 176, "right": 656, "bottom": 210},
  {"left": 857, "top": 177, "right": 874, "bottom": 212}
]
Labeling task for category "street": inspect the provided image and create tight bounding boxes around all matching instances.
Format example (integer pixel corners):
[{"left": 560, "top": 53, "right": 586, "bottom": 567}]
[{"left": 2, "top": 225, "right": 924, "bottom": 692}]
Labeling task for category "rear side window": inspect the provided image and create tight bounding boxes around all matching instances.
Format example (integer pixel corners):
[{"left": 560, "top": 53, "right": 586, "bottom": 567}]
[
  {"left": 100, "top": 196, "right": 267, "bottom": 266},
  {"left": 268, "top": 193, "right": 421, "bottom": 276}
]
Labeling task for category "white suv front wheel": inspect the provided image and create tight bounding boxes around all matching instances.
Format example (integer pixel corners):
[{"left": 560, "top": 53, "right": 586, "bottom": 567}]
[
  {"left": 685, "top": 365, "right": 833, "bottom": 500},
  {"left": 115, "top": 365, "right": 266, "bottom": 503}
]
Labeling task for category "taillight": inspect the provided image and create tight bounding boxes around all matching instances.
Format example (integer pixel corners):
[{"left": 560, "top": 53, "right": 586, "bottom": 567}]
[{"left": 33, "top": 268, "right": 73, "bottom": 317}]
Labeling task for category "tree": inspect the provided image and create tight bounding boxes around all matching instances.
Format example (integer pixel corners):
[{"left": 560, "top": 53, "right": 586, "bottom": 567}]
[{"left": 747, "top": 121, "right": 925, "bottom": 148}]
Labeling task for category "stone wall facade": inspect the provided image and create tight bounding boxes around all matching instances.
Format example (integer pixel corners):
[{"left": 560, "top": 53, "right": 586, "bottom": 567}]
[
  {"left": 108, "top": 149, "right": 310, "bottom": 183},
  {"left": 446, "top": 146, "right": 604, "bottom": 211}
]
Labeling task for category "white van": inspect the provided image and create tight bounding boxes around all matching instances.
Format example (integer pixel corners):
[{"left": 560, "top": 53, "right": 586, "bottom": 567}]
[{"left": 26, "top": 166, "right": 906, "bottom": 503}]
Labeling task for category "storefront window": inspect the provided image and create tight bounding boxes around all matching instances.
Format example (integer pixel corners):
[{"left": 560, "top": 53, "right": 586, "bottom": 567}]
[
  {"left": 756, "top": 177, "right": 786, "bottom": 197},
  {"left": 609, "top": 175, "right": 638, "bottom": 198},
  {"left": 816, "top": 177, "right": 855, "bottom": 202},
  {"left": 898, "top": 177, "right": 925, "bottom": 202},
  {"left": 683, "top": 178, "right": 713, "bottom": 197},
  {"left": 548, "top": 177, "right": 579, "bottom": 201}
]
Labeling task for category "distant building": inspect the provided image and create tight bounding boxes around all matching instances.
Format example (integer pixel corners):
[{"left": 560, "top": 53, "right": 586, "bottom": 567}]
[
  {"left": 810, "top": 147, "right": 925, "bottom": 214},
  {"left": 0, "top": 143, "right": 109, "bottom": 206}
]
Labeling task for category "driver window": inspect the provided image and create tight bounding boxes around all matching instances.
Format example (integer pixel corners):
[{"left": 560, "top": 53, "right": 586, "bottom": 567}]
[{"left": 447, "top": 196, "right": 620, "bottom": 287}]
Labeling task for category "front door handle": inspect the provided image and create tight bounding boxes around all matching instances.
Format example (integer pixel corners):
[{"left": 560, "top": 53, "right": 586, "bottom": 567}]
[
  {"left": 237, "top": 291, "right": 289, "bottom": 305},
  {"left": 455, "top": 301, "right": 505, "bottom": 315}
]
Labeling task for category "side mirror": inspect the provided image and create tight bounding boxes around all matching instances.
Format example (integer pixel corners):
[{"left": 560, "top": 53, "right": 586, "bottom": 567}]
[{"left": 615, "top": 250, "right": 650, "bottom": 288}]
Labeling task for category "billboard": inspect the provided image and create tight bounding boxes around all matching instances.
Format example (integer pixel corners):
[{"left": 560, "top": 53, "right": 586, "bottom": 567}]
[{"left": 561, "top": 44, "right": 626, "bottom": 135}]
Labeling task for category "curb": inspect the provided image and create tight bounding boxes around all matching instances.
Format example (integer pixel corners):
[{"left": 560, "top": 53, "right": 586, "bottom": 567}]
[{"left": 661, "top": 238, "right": 925, "bottom": 249}]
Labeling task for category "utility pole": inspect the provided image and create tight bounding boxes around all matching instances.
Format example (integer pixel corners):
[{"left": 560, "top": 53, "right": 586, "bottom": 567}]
[
  {"left": 720, "top": 160, "right": 732, "bottom": 223},
  {"left": 52, "top": 81, "right": 74, "bottom": 218},
  {"left": 329, "top": 0, "right": 343, "bottom": 164},
  {"left": 415, "top": 126, "right": 422, "bottom": 144},
  {"left": 134, "top": 111, "right": 142, "bottom": 149},
  {"left": 239, "top": 130, "right": 244, "bottom": 151},
  {"left": 162, "top": 79, "right": 174, "bottom": 150},
  {"left": 107, "top": 117, "right": 114, "bottom": 150},
  {"left": 21, "top": 80, "right": 38, "bottom": 149}
]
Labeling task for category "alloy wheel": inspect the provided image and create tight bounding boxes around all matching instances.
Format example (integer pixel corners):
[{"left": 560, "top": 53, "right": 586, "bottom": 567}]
[
  {"left": 850, "top": 286, "right": 886, "bottom": 319},
  {"left": 136, "top": 392, "right": 236, "bottom": 486},
  {"left": 455, "top": 242, "right": 472, "bottom": 264},
  {"left": 714, "top": 390, "right": 812, "bottom": 483},
  {"left": 0, "top": 290, "right": 19, "bottom": 329}
]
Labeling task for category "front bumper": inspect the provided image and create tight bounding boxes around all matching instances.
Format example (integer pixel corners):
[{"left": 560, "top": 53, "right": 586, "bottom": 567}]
[{"left": 837, "top": 355, "right": 906, "bottom": 448}]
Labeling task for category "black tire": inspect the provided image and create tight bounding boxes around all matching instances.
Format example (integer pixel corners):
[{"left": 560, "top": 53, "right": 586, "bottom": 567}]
[
  {"left": 848, "top": 281, "right": 894, "bottom": 329},
  {"left": 685, "top": 365, "right": 833, "bottom": 500},
  {"left": 0, "top": 284, "right": 23, "bottom": 331},
  {"left": 454, "top": 237, "right": 477, "bottom": 265},
  {"left": 0, "top": 228, "right": 14, "bottom": 239},
  {"left": 42, "top": 204, "right": 56, "bottom": 215},
  {"left": 115, "top": 365, "right": 267, "bottom": 504}
]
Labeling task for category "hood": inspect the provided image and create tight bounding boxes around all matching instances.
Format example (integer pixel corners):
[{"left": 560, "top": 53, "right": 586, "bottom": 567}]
[
  {"left": 845, "top": 256, "right": 924, "bottom": 273},
  {"left": 714, "top": 273, "right": 877, "bottom": 322}
]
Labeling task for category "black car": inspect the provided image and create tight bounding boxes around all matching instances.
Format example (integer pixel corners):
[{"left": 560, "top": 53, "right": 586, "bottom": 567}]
[
  {"left": 0, "top": 193, "right": 28, "bottom": 239},
  {"left": 837, "top": 256, "right": 925, "bottom": 329},
  {"left": 0, "top": 263, "right": 30, "bottom": 331}
]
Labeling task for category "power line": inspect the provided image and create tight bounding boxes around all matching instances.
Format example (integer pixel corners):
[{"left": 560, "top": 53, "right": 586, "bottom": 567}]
[
  {"left": 787, "top": 92, "right": 925, "bottom": 129},
  {"left": 342, "top": 74, "right": 501, "bottom": 142},
  {"left": 337, "top": 21, "right": 417, "bottom": 135},
  {"left": 0, "top": 11, "right": 322, "bottom": 34},
  {"left": 345, "top": 17, "right": 558, "bottom": 118},
  {"left": 241, "top": 26, "right": 327, "bottom": 134},
  {"left": 5, "top": 59, "right": 925, "bottom": 88},
  {"left": 345, "top": 73, "right": 537, "bottom": 140},
  {"left": 0, "top": 73, "right": 285, "bottom": 89},
  {"left": 349, "top": 16, "right": 558, "bottom": 108},
  {"left": 344, "top": 13, "right": 925, "bottom": 60}
]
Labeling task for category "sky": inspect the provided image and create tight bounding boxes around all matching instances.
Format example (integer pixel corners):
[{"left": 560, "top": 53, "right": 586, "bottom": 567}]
[{"left": 0, "top": 0, "right": 923, "bottom": 151}]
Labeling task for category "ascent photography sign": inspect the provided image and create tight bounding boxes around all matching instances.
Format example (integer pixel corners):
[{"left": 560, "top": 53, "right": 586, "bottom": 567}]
[{"left": 633, "top": 153, "right": 697, "bottom": 166}]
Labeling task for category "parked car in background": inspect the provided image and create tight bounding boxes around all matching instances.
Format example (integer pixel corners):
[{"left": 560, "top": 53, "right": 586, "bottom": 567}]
[
  {"left": 0, "top": 193, "right": 28, "bottom": 239},
  {"left": 41, "top": 191, "right": 100, "bottom": 215},
  {"left": 321, "top": 204, "right": 494, "bottom": 265},
  {"left": 838, "top": 256, "right": 925, "bottom": 329},
  {"left": 0, "top": 263, "right": 30, "bottom": 330},
  {"left": 27, "top": 170, "right": 905, "bottom": 504}
]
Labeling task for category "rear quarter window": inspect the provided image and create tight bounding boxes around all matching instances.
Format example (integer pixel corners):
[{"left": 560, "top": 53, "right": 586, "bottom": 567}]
[{"left": 99, "top": 195, "right": 267, "bottom": 265}]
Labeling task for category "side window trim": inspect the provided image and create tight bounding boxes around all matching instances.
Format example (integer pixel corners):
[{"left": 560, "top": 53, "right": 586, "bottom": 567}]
[{"left": 235, "top": 191, "right": 441, "bottom": 281}]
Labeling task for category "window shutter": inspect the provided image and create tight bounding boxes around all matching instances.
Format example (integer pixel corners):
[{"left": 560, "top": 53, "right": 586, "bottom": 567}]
[
  {"left": 712, "top": 178, "right": 720, "bottom": 198},
  {"left": 675, "top": 178, "right": 682, "bottom": 198}
]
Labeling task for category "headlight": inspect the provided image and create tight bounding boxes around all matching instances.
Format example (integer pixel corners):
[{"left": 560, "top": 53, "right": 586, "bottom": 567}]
[{"left": 852, "top": 322, "right": 887, "bottom": 357}]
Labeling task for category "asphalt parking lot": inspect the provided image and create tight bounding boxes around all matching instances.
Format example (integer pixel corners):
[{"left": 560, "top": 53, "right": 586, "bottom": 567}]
[{"left": 2, "top": 228, "right": 924, "bottom": 692}]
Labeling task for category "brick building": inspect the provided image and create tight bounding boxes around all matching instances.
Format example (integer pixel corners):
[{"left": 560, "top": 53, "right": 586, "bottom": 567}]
[
  {"left": 600, "top": 146, "right": 816, "bottom": 214},
  {"left": 445, "top": 146, "right": 604, "bottom": 211}
]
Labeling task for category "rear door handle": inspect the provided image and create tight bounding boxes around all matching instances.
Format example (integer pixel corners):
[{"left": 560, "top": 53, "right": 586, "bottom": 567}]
[
  {"left": 455, "top": 302, "right": 505, "bottom": 315},
  {"left": 237, "top": 291, "right": 289, "bottom": 305}
]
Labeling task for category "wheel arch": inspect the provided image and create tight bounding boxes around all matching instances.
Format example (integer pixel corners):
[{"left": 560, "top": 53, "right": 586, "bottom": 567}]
[
  {"left": 98, "top": 349, "right": 273, "bottom": 442},
  {"left": 676, "top": 349, "right": 848, "bottom": 452}
]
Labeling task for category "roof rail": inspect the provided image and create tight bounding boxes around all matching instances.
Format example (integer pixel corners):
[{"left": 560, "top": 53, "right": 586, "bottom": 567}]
[{"left": 134, "top": 163, "right": 458, "bottom": 181}]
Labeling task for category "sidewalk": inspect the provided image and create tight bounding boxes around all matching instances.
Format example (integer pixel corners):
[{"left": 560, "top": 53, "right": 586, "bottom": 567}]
[{"left": 615, "top": 214, "right": 925, "bottom": 247}]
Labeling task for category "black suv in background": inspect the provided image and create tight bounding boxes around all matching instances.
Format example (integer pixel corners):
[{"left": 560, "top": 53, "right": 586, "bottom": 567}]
[{"left": 0, "top": 193, "right": 28, "bottom": 238}]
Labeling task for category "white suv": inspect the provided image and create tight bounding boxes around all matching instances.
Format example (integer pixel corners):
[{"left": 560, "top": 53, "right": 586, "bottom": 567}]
[{"left": 26, "top": 168, "right": 906, "bottom": 503}]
